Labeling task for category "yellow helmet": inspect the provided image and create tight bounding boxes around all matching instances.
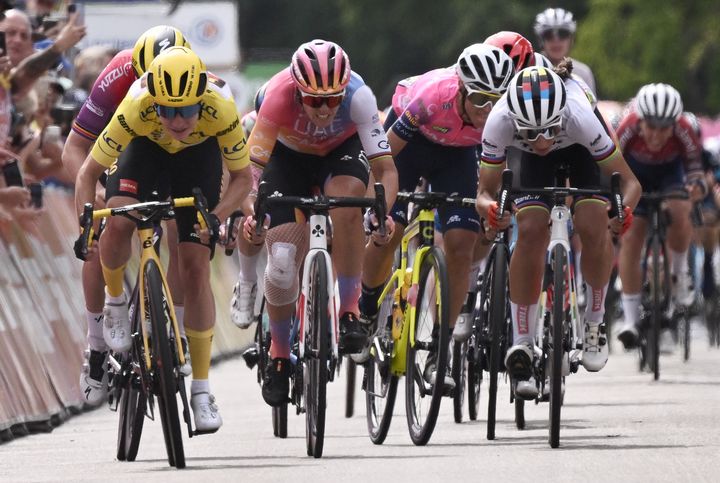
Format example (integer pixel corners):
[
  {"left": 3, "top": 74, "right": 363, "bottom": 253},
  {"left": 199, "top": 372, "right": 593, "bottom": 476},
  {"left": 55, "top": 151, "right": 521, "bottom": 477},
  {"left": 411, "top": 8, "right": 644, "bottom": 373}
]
[
  {"left": 132, "top": 25, "right": 191, "bottom": 77},
  {"left": 147, "top": 46, "right": 208, "bottom": 107}
]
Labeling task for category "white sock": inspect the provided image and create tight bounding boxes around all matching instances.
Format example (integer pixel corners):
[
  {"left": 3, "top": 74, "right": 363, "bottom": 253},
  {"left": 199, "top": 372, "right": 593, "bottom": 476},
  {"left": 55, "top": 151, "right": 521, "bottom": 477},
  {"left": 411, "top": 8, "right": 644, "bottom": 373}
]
[
  {"left": 621, "top": 293, "right": 641, "bottom": 327},
  {"left": 511, "top": 301, "right": 538, "bottom": 347},
  {"left": 238, "top": 250, "right": 261, "bottom": 283},
  {"left": 191, "top": 379, "right": 209, "bottom": 395},
  {"left": 86, "top": 310, "right": 107, "bottom": 352},
  {"left": 670, "top": 249, "right": 689, "bottom": 276},
  {"left": 105, "top": 288, "right": 125, "bottom": 304},
  {"left": 174, "top": 305, "right": 185, "bottom": 339},
  {"left": 584, "top": 282, "right": 608, "bottom": 325}
]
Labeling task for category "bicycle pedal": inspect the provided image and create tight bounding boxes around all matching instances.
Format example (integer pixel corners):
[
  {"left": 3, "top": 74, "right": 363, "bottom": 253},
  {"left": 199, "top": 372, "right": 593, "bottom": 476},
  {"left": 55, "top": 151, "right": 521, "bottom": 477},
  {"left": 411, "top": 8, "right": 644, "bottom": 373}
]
[
  {"left": 242, "top": 347, "right": 259, "bottom": 368},
  {"left": 192, "top": 427, "right": 219, "bottom": 436}
]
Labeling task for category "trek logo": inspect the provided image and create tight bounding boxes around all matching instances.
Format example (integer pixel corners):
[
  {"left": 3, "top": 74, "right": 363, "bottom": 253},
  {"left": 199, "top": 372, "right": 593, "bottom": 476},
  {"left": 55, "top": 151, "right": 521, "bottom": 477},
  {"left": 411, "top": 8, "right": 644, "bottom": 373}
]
[
  {"left": 119, "top": 178, "right": 138, "bottom": 194},
  {"left": 592, "top": 287, "right": 604, "bottom": 312},
  {"left": 517, "top": 305, "right": 529, "bottom": 334}
]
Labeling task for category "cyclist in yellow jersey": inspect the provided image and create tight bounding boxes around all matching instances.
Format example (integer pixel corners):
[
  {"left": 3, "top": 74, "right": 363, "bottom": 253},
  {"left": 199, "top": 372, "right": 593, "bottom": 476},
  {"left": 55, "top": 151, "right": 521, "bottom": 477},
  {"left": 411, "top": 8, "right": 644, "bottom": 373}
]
[{"left": 74, "top": 46, "right": 252, "bottom": 433}]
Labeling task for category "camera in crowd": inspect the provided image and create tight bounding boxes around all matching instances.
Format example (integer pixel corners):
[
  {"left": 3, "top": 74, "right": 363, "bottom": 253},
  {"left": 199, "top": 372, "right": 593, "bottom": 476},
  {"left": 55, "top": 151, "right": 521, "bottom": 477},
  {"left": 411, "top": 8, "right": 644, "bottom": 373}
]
[{"left": 50, "top": 103, "right": 80, "bottom": 137}]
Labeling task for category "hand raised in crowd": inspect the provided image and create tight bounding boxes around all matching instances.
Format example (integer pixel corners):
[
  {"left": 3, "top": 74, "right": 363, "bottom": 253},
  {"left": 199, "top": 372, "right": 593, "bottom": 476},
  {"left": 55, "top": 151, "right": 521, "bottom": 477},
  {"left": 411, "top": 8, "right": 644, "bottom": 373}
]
[
  {"left": 0, "top": 185, "right": 31, "bottom": 208},
  {"left": 52, "top": 12, "right": 87, "bottom": 53},
  {"left": 0, "top": 54, "right": 11, "bottom": 76}
]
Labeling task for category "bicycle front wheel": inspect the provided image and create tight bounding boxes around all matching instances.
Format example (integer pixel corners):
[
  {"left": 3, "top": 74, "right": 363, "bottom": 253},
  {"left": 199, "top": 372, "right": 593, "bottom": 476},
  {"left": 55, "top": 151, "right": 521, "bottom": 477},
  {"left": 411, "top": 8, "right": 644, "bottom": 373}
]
[
  {"left": 304, "top": 254, "right": 329, "bottom": 458},
  {"left": 405, "top": 246, "right": 450, "bottom": 446},
  {"left": 146, "top": 260, "right": 185, "bottom": 468},
  {"left": 549, "top": 245, "right": 567, "bottom": 449},
  {"left": 345, "top": 358, "right": 357, "bottom": 418},
  {"left": 487, "top": 242, "right": 509, "bottom": 441},
  {"left": 451, "top": 340, "right": 467, "bottom": 424},
  {"left": 116, "top": 374, "right": 146, "bottom": 462}
]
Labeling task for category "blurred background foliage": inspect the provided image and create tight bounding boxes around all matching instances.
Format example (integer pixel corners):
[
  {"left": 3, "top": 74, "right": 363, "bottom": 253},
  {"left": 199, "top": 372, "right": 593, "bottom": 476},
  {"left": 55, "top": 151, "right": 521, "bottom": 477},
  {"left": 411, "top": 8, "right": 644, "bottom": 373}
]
[{"left": 238, "top": 0, "right": 720, "bottom": 114}]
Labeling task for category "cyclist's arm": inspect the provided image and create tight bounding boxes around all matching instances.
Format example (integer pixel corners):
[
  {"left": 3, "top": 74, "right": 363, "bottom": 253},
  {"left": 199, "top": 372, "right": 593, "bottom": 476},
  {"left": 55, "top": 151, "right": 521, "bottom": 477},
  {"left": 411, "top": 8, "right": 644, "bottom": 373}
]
[
  {"left": 598, "top": 154, "right": 641, "bottom": 212},
  {"left": 476, "top": 163, "right": 506, "bottom": 217},
  {"left": 75, "top": 155, "right": 107, "bottom": 217},
  {"left": 62, "top": 131, "right": 94, "bottom": 180},
  {"left": 215, "top": 166, "right": 252, "bottom": 221},
  {"left": 246, "top": 112, "right": 279, "bottom": 169}
]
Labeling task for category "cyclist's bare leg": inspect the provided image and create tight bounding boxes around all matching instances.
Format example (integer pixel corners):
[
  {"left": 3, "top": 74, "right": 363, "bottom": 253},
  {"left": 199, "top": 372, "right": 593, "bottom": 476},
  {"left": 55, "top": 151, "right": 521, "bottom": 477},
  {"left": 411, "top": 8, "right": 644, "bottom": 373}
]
[
  {"left": 325, "top": 175, "right": 366, "bottom": 316},
  {"left": 509, "top": 208, "right": 550, "bottom": 346},
  {"left": 665, "top": 199, "right": 693, "bottom": 273},
  {"left": 443, "top": 228, "right": 477, "bottom": 327},
  {"left": 573, "top": 201, "right": 613, "bottom": 319},
  {"left": 100, "top": 195, "right": 139, "bottom": 295},
  {"left": 617, "top": 215, "right": 648, "bottom": 340}
]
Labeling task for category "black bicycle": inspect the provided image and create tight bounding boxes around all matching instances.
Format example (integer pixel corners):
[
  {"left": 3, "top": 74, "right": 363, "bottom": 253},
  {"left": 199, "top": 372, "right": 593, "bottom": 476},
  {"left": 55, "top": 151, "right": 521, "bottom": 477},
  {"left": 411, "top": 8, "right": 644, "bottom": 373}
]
[{"left": 634, "top": 191, "right": 690, "bottom": 380}]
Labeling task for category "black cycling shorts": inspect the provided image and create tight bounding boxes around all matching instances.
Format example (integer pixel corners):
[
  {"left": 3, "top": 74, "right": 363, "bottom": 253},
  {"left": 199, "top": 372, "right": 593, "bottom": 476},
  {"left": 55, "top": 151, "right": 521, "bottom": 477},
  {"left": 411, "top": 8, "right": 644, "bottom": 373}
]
[
  {"left": 260, "top": 134, "right": 370, "bottom": 228},
  {"left": 105, "top": 137, "right": 223, "bottom": 244},
  {"left": 513, "top": 143, "right": 605, "bottom": 211}
]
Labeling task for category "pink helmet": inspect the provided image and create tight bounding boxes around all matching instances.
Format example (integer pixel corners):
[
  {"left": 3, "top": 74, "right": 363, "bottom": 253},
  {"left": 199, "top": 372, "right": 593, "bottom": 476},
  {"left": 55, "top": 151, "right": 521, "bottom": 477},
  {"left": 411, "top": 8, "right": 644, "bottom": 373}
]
[
  {"left": 484, "top": 31, "right": 535, "bottom": 71},
  {"left": 290, "top": 39, "right": 351, "bottom": 95}
]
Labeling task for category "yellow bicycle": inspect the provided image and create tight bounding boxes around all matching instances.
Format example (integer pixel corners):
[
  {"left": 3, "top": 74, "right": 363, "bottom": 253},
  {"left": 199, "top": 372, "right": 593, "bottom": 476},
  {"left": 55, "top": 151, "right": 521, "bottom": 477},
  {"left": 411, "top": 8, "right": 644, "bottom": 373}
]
[
  {"left": 77, "top": 189, "right": 217, "bottom": 469},
  {"left": 364, "top": 191, "right": 475, "bottom": 446}
]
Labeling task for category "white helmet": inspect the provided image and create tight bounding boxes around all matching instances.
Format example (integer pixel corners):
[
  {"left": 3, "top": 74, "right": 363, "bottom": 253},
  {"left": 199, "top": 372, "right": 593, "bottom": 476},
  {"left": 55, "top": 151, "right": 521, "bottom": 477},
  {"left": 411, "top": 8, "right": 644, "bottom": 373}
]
[
  {"left": 534, "top": 8, "right": 577, "bottom": 38},
  {"left": 455, "top": 43, "right": 514, "bottom": 95},
  {"left": 507, "top": 66, "right": 567, "bottom": 129},
  {"left": 635, "top": 83, "right": 683, "bottom": 126},
  {"left": 533, "top": 52, "right": 554, "bottom": 69}
]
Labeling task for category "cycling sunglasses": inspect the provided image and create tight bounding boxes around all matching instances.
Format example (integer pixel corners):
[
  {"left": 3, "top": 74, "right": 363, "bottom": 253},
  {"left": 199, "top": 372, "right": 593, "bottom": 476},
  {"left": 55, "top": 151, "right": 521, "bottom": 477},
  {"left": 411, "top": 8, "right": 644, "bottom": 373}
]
[
  {"left": 542, "top": 29, "right": 573, "bottom": 41},
  {"left": 154, "top": 103, "right": 202, "bottom": 119},
  {"left": 643, "top": 118, "right": 676, "bottom": 129},
  {"left": 464, "top": 88, "right": 501, "bottom": 110},
  {"left": 519, "top": 125, "right": 562, "bottom": 142},
  {"left": 300, "top": 90, "right": 345, "bottom": 108}
]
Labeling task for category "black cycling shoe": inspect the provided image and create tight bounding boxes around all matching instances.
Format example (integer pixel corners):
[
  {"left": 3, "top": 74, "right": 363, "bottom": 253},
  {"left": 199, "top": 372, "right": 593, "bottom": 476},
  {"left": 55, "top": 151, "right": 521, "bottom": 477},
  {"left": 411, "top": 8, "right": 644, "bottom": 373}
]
[
  {"left": 339, "top": 312, "right": 367, "bottom": 354},
  {"left": 261, "top": 358, "right": 291, "bottom": 407}
]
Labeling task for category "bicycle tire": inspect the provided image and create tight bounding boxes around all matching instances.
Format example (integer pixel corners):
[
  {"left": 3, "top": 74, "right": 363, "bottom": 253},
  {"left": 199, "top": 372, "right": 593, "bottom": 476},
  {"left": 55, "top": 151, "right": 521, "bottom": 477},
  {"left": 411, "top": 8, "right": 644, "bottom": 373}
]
[
  {"left": 466, "top": 338, "right": 482, "bottom": 422},
  {"left": 451, "top": 340, "right": 467, "bottom": 424},
  {"left": 345, "top": 358, "right": 357, "bottom": 418},
  {"left": 487, "top": 242, "right": 509, "bottom": 441},
  {"left": 272, "top": 404, "right": 288, "bottom": 438},
  {"left": 549, "top": 245, "right": 567, "bottom": 448},
  {"left": 117, "top": 377, "right": 146, "bottom": 461},
  {"left": 405, "top": 246, "right": 450, "bottom": 446},
  {"left": 650, "top": 235, "right": 662, "bottom": 381},
  {"left": 304, "top": 254, "right": 329, "bottom": 458},
  {"left": 515, "top": 398, "right": 526, "bottom": 430},
  {"left": 146, "top": 260, "right": 185, "bottom": 468},
  {"left": 365, "top": 272, "right": 400, "bottom": 444}
]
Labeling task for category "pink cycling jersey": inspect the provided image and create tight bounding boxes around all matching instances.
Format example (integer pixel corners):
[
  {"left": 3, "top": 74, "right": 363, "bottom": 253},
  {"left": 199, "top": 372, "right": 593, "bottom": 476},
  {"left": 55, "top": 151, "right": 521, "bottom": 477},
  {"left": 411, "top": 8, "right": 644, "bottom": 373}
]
[
  {"left": 250, "top": 67, "right": 389, "bottom": 164},
  {"left": 72, "top": 49, "right": 135, "bottom": 141},
  {"left": 390, "top": 67, "right": 483, "bottom": 147}
]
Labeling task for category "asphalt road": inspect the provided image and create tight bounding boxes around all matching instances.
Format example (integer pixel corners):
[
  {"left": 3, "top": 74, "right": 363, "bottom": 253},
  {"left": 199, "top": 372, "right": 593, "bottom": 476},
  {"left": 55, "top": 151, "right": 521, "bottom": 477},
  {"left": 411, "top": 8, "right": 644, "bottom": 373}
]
[{"left": 2, "top": 323, "right": 719, "bottom": 483}]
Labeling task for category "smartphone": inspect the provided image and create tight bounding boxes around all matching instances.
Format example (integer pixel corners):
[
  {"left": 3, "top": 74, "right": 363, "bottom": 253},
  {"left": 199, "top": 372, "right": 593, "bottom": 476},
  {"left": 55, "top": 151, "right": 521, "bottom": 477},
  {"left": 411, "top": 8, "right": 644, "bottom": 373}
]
[
  {"left": 2, "top": 159, "right": 24, "bottom": 187},
  {"left": 29, "top": 183, "right": 43, "bottom": 209},
  {"left": 0, "top": 31, "right": 6, "bottom": 55},
  {"left": 68, "top": 4, "right": 77, "bottom": 14},
  {"left": 42, "top": 18, "right": 61, "bottom": 31}
]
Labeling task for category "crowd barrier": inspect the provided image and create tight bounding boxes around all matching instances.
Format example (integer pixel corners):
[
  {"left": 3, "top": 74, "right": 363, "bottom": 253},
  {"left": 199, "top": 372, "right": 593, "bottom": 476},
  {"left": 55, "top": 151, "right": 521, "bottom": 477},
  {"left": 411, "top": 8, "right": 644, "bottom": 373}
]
[{"left": 0, "top": 186, "right": 252, "bottom": 442}]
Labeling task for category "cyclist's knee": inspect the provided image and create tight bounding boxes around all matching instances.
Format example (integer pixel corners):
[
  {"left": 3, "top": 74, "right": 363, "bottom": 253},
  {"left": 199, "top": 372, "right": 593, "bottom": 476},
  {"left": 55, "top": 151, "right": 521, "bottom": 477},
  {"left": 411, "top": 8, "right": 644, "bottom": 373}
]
[
  {"left": 516, "top": 210, "right": 550, "bottom": 244},
  {"left": 443, "top": 229, "right": 476, "bottom": 258},
  {"left": 264, "top": 224, "right": 307, "bottom": 306},
  {"left": 103, "top": 215, "right": 135, "bottom": 240}
]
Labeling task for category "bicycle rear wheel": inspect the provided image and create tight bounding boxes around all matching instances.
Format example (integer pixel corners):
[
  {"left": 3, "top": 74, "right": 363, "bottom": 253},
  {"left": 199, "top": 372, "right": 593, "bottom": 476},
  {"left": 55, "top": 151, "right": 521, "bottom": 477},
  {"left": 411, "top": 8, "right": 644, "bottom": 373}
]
[
  {"left": 405, "top": 247, "right": 450, "bottom": 446},
  {"left": 487, "top": 243, "right": 509, "bottom": 441},
  {"left": 365, "top": 282, "right": 399, "bottom": 444},
  {"left": 345, "top": 358, "right": 357, "bottom": 418},
  {"left": 146, "top": 260, "right": 185, "bottom": 468},
  {"left": 549, "top": 245, "right": 567, "bottom": 448},
  {"left": 304, "top": 254, "right": 329, "bottom": 458},
  {"left": 515, "top": 398, "right": 526, "bottom": 430}
]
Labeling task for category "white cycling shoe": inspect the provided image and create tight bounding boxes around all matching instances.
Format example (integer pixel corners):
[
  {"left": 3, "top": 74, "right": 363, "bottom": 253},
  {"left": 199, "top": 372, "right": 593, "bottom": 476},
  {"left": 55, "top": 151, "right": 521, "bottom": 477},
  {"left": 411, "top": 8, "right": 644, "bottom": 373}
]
[
  {"left": 191, "top": 392, "right": 222, "bottom": 434},
  {"left": 505, "top": 344, "right": 538, "bottom": 400},
  {"left": 230, "top": 280, "right": 257, "bottom": 329},
  {"left": 79, "top": 349, "right": 108, "bottom": 407},
  {"left": 103, "top": 293, "right": 131, "bottom": 352},
  {"left": 582, "top": 322, "right": 608, "bottom": 372}
]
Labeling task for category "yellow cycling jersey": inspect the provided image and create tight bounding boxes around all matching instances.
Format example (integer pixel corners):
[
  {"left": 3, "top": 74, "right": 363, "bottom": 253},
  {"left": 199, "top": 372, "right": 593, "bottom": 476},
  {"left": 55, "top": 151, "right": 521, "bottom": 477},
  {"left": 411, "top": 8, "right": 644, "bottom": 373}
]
[{"left": 90, "top": 72, "right": 249, "bottom": 171}]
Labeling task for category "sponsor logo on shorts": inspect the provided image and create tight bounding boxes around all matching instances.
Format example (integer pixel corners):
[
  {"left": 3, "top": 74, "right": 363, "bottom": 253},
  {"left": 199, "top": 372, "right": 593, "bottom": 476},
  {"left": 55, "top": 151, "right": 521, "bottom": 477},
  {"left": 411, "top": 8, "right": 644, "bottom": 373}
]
[
  {"left": 119, "top": 179, "right": 138, "bottom": 194},
  {"left": 448, "top": 215, "right": 461, "bottom": 224}
]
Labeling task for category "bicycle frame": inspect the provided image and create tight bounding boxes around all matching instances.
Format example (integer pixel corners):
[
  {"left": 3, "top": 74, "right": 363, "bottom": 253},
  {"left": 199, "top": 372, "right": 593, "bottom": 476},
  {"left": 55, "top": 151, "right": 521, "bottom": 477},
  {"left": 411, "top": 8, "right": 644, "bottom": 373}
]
[
  {"left": 93, "top": 198, "right": 194, "bottom": 371},
  {"left": 376, "top": 207, "right": 436, "bottom": 375},
  {"left": 297, "top": 213, "right": 339, "bottom": 362}
]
